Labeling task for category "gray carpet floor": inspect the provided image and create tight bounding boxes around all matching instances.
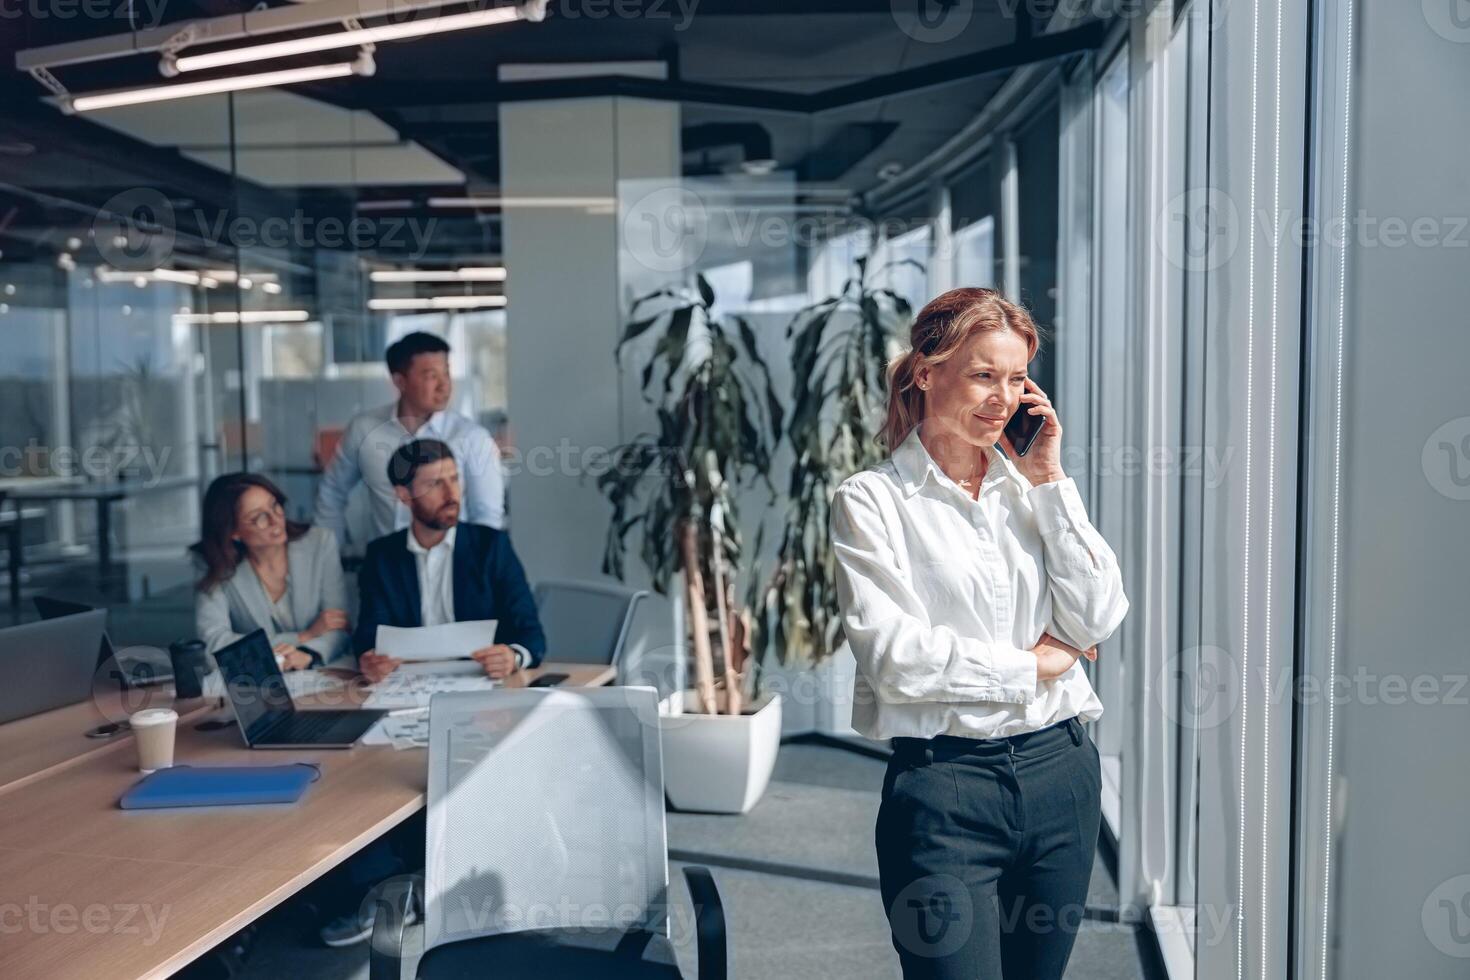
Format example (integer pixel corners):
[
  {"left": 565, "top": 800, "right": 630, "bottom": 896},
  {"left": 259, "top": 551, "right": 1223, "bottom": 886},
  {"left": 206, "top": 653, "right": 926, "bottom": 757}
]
[{"left": 219, "top": 740, "right": 1155, "bottom": 980}]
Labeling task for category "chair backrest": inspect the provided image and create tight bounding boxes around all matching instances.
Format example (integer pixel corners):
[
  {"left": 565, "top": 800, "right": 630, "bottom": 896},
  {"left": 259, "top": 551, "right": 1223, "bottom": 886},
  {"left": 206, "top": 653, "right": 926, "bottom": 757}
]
[
  {"left": 423, "top": 687, "right": 668, "bottom": 955},
  {"left": 614, "top": 590, "right": 680, "bottom": 695},
  {"left": 534, "top": 579, "right": 649, "bottom": 665}
]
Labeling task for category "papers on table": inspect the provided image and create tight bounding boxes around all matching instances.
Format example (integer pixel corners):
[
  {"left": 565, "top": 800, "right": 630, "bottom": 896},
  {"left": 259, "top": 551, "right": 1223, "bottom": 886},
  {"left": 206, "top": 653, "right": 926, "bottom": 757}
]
[
  {"left": 283, "top": 670, "right": 349, "bottom": 698},
  {"left": 361, "top": 665, "right": 498, "bottom": 710},
  {"left": 362, "top": 711, "right": 431, "bottom": 750},
  {"left": 374, "top": 621, "right": 498, "bottom": 662}
]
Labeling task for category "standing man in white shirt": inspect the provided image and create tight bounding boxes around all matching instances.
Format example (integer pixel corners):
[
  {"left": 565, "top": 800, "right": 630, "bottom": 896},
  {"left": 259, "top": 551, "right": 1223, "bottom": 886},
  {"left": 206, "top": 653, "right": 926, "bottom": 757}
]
[
  {"left": 831, "top": 288, "right": 1128, "bottom": 980},
  {"left": 313, "top": 331, "right": 505, "bottom": 548}
]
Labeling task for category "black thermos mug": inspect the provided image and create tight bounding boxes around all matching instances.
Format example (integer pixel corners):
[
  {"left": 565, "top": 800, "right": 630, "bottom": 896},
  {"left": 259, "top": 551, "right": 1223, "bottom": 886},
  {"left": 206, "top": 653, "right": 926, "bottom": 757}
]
[{"left": 168, "top": 639, "right": 211, "bottom": 699}]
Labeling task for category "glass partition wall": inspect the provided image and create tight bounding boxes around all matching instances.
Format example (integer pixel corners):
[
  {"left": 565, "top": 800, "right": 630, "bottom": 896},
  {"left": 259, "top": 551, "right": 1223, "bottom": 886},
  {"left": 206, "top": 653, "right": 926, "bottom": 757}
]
[{"left": 0, "top": 88, "right": 508, "bottom": 640}]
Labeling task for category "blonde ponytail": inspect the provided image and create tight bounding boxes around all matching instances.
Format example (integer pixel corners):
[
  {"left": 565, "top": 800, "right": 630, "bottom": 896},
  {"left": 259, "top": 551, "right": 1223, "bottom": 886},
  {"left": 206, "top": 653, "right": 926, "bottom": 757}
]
[{"left": 880, "top": 349, "right": 926, "bottom": 451}]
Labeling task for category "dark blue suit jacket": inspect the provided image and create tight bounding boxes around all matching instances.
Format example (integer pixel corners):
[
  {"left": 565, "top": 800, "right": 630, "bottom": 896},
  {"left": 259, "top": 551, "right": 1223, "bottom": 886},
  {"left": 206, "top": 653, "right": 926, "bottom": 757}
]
[{"left": 353, "top": 522, "right": 546, "bottom": 665}]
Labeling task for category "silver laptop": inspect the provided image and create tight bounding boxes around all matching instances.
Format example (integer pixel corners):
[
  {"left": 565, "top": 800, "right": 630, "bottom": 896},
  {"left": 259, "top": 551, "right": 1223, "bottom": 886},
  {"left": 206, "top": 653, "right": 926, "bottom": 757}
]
[
  {"left": 34, "top": 595, "right": 172, "bottom": 689},
  {"left": 0, "top": 609, "right": 108, "bottom": 724}
]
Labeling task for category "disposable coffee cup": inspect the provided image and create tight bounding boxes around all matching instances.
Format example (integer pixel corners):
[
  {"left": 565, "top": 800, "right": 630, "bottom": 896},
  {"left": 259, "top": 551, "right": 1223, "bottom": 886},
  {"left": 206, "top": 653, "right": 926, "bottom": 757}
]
[{"left": 131, "top": 708, "right": 178, "bottom": 773}]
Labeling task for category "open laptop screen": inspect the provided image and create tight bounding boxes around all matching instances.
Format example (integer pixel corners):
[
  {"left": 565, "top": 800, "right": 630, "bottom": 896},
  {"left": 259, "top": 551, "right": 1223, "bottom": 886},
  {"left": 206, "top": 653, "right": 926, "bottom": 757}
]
[{"left": 214, "top": 631, "right": 295, "bottom": 743}]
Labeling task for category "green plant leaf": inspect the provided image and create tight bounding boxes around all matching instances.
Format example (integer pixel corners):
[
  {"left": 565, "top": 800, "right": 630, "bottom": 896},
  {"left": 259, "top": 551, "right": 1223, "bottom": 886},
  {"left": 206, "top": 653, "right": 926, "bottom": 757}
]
[
  {"left": 764, "top": 252, "right": 912, "bottom": 667},
  {"left": 732, "top": 316, "right": 786, "bottom": 440},
  {"left": 658, "top": 304, "right": 695, "bottom": 397},
  {"left": 620, "top": 313, "right": 662, "bottom": 348}
]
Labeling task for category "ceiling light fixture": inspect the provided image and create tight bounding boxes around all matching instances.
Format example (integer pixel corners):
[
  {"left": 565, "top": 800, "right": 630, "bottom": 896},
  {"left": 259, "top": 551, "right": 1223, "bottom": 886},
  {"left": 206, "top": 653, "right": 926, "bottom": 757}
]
[
  {"left": 426, "top": 195, "right": 616, "bottom": 209},
  {"left": 67, "top": 57, "right": 370, "bottom": 114},
  {"left": 368, "top": 295, "right": 506, "bottom": 310},
  {"left": 98, "top": 267, "right": 202, "bottom": 286},
  {"left": 369, "top": 266, "right": 506, "bottom": 282},
  {"left": 164, "top": 6, "right": 525, "bottom": 75},
  {"left": 173, "top": 310, "right": 310, "bottom": 324}
]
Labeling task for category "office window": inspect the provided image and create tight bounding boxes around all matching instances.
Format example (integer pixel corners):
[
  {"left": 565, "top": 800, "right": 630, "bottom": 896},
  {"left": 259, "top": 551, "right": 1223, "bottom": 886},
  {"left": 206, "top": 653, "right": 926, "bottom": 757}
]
[
  {"left": 807, "top": 228, "right": 872, "bottom": 300},
  {"left": 872, "top": 224, "right": 932, "bottom": 312},
  {"left": 952, "top": 216, "right": 996, "bottom": 290},
  {"left": 1090, "top": 47, "right": 1130, "bottom": 769},
  {"left": 263, "top": 323, "right": 325, "bottom": 379}
]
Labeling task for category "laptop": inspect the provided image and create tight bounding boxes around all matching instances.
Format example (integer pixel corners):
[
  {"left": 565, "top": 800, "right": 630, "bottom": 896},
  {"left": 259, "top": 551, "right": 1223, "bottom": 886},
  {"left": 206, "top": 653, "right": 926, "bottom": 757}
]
[
  {"left": 214, "top": 629, "right": 385, "bottom": 749},
  {"left": 0, "top": 608, "right": 109, "bottom": 724},
  {"left": 34, "top": 595, "right": 172, "bottom": 689}
]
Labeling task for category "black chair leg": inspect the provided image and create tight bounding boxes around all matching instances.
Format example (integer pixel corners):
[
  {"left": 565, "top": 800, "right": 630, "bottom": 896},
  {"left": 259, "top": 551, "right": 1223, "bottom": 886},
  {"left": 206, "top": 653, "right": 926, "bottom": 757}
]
[
  {"left": 681, "top": 866, "right": 726, "bottom": 980},
  {"left": 368, "top": 876, "right": 416, "bottom": 980}
]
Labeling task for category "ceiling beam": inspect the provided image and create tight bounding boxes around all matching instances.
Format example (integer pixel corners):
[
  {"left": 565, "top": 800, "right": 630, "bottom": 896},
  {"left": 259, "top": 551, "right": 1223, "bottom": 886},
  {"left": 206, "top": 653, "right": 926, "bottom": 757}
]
[
  {"left": 340, "top": 21, "right": 1105, "bottom": 113},
  {"left": 806, "top": 20, "right": 1103, "bottom": 110}
]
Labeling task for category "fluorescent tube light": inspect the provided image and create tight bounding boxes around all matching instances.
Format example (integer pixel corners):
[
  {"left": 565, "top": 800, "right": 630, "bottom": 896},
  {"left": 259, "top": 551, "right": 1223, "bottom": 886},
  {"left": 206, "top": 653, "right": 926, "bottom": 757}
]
[
  {"left": 427, "top": 195, "right": 616, "bottom": 209},
  {"left": 369, "top": 266, "right": 506, "bottom": 282},
  {"left": 198, "top": 269, "right": 278, "bottom": 284},
  {"left": 168, "top": 7, "right": 520, "bottom": 74},
  {"left": 97, "top": 267, "right": 202, "bottom": 285},
  {"left": 173, "top": 310, "right": 310, "bottom": 324},
  {"left": 368, "top": 296, "right": 506, "bottom": 310},
  {"left": 69, "top": 60, "right": 365, "bottom": 113},
  {"left": 97, "top": 267, "right": 281, "bottom": 287}
]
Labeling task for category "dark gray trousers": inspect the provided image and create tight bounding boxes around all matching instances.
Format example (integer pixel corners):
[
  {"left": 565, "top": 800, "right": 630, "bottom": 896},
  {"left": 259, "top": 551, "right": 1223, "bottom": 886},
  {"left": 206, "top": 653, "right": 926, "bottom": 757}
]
[{"left": 876, "top": 716, "right": 1102, "bottom": 980}]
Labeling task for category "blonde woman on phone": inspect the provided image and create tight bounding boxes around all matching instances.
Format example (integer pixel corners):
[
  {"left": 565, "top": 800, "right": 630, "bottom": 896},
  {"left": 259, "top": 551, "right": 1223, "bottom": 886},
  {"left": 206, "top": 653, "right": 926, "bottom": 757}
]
[{"left": 831, "top": 288, "right": 1128, "bottom": 980}]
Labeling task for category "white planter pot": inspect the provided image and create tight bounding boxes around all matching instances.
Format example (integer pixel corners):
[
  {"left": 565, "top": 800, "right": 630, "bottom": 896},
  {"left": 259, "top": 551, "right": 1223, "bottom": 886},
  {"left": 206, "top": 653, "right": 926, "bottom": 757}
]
[{"left": 658, "top": 691, "right": 783, "bottom": 814}]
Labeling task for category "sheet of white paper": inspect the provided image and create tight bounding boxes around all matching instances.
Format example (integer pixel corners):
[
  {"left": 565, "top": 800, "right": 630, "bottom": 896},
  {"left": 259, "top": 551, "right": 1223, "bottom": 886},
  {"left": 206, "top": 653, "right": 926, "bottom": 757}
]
[
  {"left": 393, "top": 661, "right": 486, "bottom": 678},
  {"left": 375, "top": 621, "right": 498, "bottom": 661}
]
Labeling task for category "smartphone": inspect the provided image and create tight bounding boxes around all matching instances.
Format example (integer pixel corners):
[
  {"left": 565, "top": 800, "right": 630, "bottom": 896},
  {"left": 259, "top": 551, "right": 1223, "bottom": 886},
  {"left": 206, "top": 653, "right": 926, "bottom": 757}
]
[{"left": 1003, "top": 401, "right": 1047, "bottom": 457}]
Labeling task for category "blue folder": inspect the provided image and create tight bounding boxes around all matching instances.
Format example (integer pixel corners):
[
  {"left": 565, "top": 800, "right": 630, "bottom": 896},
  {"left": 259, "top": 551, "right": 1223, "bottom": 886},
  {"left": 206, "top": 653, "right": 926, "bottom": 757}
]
[{"left": 119, "top": 764, "right": 320, "bottom": 810}]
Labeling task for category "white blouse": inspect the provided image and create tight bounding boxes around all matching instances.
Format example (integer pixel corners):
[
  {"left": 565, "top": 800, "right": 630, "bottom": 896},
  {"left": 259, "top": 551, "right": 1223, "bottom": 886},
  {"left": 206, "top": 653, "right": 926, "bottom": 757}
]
[{"left": 830, "top": 426, "right": 1129, "bottom": 740}]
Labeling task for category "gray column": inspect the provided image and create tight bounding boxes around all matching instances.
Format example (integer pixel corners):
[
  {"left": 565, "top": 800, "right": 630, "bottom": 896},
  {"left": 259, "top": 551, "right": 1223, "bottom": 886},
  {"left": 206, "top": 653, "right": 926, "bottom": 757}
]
[{"left": 499, "top": 96, "right": 680, "bottom": 584}]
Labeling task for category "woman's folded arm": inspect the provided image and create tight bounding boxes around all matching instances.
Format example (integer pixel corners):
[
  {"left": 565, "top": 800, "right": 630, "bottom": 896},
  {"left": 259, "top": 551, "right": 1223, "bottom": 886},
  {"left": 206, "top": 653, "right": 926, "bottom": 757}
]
[{"left": 1027, "top": 477, "right": 1129, "bottom": 651}]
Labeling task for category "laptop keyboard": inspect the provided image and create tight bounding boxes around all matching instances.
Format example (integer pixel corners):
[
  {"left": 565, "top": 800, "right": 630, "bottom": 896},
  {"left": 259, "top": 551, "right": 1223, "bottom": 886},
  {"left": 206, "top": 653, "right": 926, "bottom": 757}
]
[{"left": 268, "top": 712, "right": 364, "bottom": 743}]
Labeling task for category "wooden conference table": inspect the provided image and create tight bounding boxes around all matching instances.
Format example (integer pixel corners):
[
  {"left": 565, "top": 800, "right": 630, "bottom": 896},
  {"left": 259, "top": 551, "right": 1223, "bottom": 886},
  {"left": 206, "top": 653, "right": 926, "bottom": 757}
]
[{"left": 0, "top": 663, "right": 616, "bottom": 980}]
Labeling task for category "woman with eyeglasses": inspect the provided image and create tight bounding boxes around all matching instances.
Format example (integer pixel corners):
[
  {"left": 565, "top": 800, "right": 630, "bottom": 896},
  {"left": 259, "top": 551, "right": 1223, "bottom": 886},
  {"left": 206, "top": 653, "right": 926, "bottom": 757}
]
[{"left": 193, "top": 473, "right": 351, "bottom": 669}]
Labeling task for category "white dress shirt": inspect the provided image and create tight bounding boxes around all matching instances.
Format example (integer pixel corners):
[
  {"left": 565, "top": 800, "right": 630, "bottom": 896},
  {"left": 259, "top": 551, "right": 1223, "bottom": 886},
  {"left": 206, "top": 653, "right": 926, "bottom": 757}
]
[
  {"left": 830, "top": 426, "right": 1128, "bottom": 740},
  {"left": 314, "top": 402, "right": 506, "bottom": 543},
  {"left": 406, "top": 525, "right": 457, "bottom": 628},
  {"left": 404, "top": 524, "right": 528, "bottom": 669}
]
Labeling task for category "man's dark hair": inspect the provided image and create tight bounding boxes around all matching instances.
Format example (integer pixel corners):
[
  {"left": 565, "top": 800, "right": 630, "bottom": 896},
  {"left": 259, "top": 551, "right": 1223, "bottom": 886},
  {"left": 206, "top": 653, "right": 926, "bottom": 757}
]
[
  {"left": 385, "top": 331, "right": 450, "bottom": 375},
  {"left": 388, "top": 438, "right": 456, "bottom": 489}
]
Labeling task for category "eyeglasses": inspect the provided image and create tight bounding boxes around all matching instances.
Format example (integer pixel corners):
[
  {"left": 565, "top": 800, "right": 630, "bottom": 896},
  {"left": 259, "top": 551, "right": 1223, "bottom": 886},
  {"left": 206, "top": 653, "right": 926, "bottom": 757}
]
[{"left": 243, "top": 502, "right": 285, "bottom": 530}]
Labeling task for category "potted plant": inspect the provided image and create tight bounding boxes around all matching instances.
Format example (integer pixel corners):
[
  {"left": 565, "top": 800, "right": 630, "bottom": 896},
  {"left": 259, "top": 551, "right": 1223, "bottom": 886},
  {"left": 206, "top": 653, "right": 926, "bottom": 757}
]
[
  {"left": 598, "top": 273, "right": 785, "bottom": 814},
  {"left": 752, "top": 257, "right": 913, "bottom": 716}
]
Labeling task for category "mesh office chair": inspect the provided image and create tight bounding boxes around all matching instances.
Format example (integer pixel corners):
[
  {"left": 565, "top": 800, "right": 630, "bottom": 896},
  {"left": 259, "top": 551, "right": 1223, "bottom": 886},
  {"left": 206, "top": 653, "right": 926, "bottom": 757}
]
[
  {"left": 369, "top": 687, "right": 727, "bottom": 980},
  {"left": 533, "top": 579, "right": 649, "bottom": 665}
]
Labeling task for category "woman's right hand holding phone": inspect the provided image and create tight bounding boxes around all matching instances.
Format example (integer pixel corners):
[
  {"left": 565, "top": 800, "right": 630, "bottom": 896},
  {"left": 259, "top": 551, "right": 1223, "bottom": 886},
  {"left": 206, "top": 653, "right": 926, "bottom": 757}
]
[{"left": 1032, "top": 631, "right": 1097, "bottom": 682}]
